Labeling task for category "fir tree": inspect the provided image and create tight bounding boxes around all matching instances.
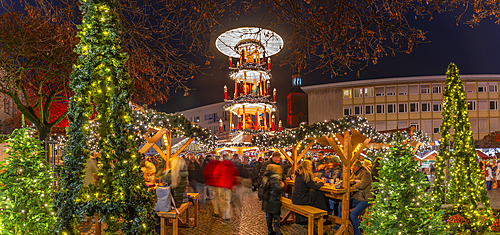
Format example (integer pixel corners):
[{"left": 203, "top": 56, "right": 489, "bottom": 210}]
[
  {"left": 361, "top": 142, "right": 447, "bottom": 235},
  {"left": 0, "top": 128, "right": 55, "bottom": 234},
  {"left": 432, "top": 63, "right": 493, "bottom": 233}
]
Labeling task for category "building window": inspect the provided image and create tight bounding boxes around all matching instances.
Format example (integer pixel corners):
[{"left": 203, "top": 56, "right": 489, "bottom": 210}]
[
  {"left": 467, "top": 101, "right": 476, "bottom": 111},
  {"left": 376, "top": 104, "right": 385, "bottom": 114},
  {"left": 188, "top": 117, "right": 193, "bottom": 122},
  {"left": 470, "top": 118, "right": 477, "bottom": 132},
  {"left": 490, "top": 118, "right": 499, "bottom": 132},
  {"left": 479, "top": 118, "right": 488, "bottom": 133},
  {"left": 466, "top": 83, "right": 476, "bottom": 93},
  {"left": 194, "top": 116, "right": 200, "bottom": 123},
  {"left": 386, "top": 86, "right": 396, "bottom": 96},
  {"left": 409, "top": 85, "right": 419, "bottom": 95},
  {"left": 365, "top": 105, "right": 374, "bottom": 115},
  {"left": 432, "top": 84, "right": 442, "bottom": 94},
  {"left": 410, "top": 121, "right": 420, "bottom": 131},
  {"left": 490, "top": 100, "right": 498, "bottom": 110},
  {"left": 354, "top": 105, "right": 363, "bottom": 115},
  {"left": 376, "top": 122, "right": 386, "bottom": 131},
  {"left": 387, "top": 104, "right": 396, "bottom": 114},
  {"left": 489, "top": 83, "right": 498, "bottom": 92},
  {"left": 421, "top": 102, "right": 431, "bottom": 112},
  {"left": 409, "top": 102, "right": 419, "bottom": 112},
  {"left": 353, "top": 88, "right": 363, "bottom": 98},
  {"left": 432, "top": 102, "right": 442, "bottom": 112},
  {"left": 398, "top": 103, "right": 407, "bottom": 113},
  {"left": 365, "top": 87, "right": 374, "bottom": 97},
  {"left": 343, "top": 106, "right": 352, "bottom": 116},
  {"left": 343, "top": 89, "right": 352, "bottom": 99},
  {"left": 433, "top": 127, "right": 440, "bottom": 134},
  {"left": 205, "top": 112, "right": 217, "bottom": 120},
  {"left": 420, "top": 84, "right": 430, "bottom": 94},
  {"left": 375, "top": 87, "right": 385, "bottom": 96},
  {"left": 478, "top": 100, "right": 488, "bottom": 111},
  {"left": 478, "top": 82, "right": 487, "bottom": 93},
  {"left": 397, "top": 85, "right": 407, "bottom": 95}
]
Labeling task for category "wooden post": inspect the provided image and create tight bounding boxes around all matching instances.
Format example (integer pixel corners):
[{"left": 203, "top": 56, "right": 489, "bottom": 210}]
[
  {"left": 292, "top": 146, "right": 297, "bottom": 175},
  {"left": 166, "top": 130, "right": 171, "bottom": 170},
  {"left": 342, "top": 131, "right": 352, "bottom": 233},
  {"left": 95, "top": 212, "right": 101, "bottom": 235}
]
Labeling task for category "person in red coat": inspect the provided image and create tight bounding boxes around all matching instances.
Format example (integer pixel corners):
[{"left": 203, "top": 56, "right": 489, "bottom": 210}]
[{"left": 208, "top": 154, "right": 238, "bottom": 223}]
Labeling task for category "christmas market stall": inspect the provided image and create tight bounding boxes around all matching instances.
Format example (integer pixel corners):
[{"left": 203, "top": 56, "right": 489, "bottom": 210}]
[{"left": 252, "top": 116, "right": 432, "bottom": 235}]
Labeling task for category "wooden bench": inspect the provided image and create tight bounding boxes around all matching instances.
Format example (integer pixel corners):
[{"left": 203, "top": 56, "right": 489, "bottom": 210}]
[
  {"left": 280, "top": 197, "right": 327, "bottom": 235},
  {"left": 157, "top": 193, "right": 199, "bottom": 235}
]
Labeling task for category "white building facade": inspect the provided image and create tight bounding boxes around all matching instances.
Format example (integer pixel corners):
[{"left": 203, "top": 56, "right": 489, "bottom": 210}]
[{"left": 302, "top": 75, "right": 500, "bottom": 141}]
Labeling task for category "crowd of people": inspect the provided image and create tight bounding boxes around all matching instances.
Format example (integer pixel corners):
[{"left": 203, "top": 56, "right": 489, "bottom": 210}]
[{"left": 143, "top": 150, "right": 382, "bottom": 235}]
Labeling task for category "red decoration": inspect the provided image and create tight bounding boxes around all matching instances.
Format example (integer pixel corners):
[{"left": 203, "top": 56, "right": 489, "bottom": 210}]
[{"left": 224, "top": 85, "right": 227, "bottom": 100}]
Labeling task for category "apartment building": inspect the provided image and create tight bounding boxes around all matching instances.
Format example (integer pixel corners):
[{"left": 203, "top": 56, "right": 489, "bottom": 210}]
[{"left": 302, "top": 75, "right": 500, "bottom": 141}]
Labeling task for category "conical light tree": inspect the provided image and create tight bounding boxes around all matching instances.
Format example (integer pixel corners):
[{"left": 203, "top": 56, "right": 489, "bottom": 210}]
[
  {"left": 0, "top": 128, "right": 56, "bottom": 234},
  {"left": 361, "top": 142, "right": 447, "bottom": 235},
  {"left": 432, "top": 63, "right": 493, "bottom": 233},
  {"left": 54, "top": 0, "right": 155, "bottom": 234}
]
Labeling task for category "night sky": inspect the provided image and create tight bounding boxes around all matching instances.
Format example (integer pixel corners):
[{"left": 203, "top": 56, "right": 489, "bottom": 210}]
[{"left": 154, "top": 9, "right": 500, "bottom": 123}]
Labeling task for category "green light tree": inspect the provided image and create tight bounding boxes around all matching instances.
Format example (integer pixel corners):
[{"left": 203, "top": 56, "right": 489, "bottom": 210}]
[
  {"left": 361, "top": 142, "right": 447, "bottom": 235},
  {"left": 432, "top": 63, "right": 493, "bottom": 233},
  {"left": 54, "top": 0, "right": 155, "bottom": 234},
  {"left": 0, "top": 128, "right": 55, "bottom": 234}
]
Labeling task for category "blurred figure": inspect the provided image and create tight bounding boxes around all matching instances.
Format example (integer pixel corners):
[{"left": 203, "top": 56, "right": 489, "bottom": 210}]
[
  {"left": 160, "top": 157, "right": 188, "bottom": 207},
  {"left": 205, "top": 154, "right": 238, "bottom": 223},
  {"left": 188, "top": 154, "right": 207, "bottom": 212},
  {"left": 261, "top": 164, "right": 284, "bottom": 235}
]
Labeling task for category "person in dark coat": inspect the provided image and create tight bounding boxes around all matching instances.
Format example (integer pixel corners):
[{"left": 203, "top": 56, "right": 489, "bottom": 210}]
[
  {"left": 188, "top": 156, "right": 207, "bottom": 212},
  {"left": 292, "top": 160, "right": 329, "bottom": 224},
  {"left": 261, "top": 164, "right": 284, "bottom": 235},
  {"left": 260, "top": 152, "right": 286, "bottom": 182},
  {"left": 160, "top": 157, "right": 188, "bottom": 207}
]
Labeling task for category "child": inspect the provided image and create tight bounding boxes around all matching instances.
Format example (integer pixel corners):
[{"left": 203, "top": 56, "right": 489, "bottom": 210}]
[{"left": 261, "top": 164, "right": 284, "bottom": 235}]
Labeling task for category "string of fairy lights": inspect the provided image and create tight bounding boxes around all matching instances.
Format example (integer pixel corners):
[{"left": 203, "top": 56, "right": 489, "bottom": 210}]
[
  {"left": 251, "top": 116, "right": 432, "bottom": 153},
  {"left": 431, "top": 63, "right": 494, "bottom": 233},
  {"left": 49, "top": 107, "right": 218, "bottom": 153}
]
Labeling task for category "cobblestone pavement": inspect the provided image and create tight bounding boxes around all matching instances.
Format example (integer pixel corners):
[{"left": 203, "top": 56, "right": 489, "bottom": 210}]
[
  {"left": 79, "top": 188, "right": 500, "bottom": 235},
  {"left": 160, "top": 191, "right": 327, "bottom": 235}
]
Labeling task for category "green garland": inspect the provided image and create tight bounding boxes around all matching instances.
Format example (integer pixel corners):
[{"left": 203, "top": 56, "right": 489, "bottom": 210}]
[
  {"left": 131, "top": 108, "right": 217, "bottom": 150},
  {"left": 432, "top": 63, "right": 493, "bottom": 233},
  {"left": 251, "top": 116, "right": 431, "bottom": 152},
  {"left": 55, "top": 0, "right": 155, "bottom": 234}
]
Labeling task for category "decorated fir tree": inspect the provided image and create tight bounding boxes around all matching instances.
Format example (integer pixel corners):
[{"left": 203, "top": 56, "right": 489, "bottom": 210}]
[
  {"left": 54, "top": 0, "right": 155, "bottom": 234},
  {"left": 432, "top": 63, "right": 493, "bottom": 233},
  {"left": 0, "top": 128, "right": 55, "bottom": 234},
  {"left": 361, "top": 142, "right": 447, "bottom": 235}
]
